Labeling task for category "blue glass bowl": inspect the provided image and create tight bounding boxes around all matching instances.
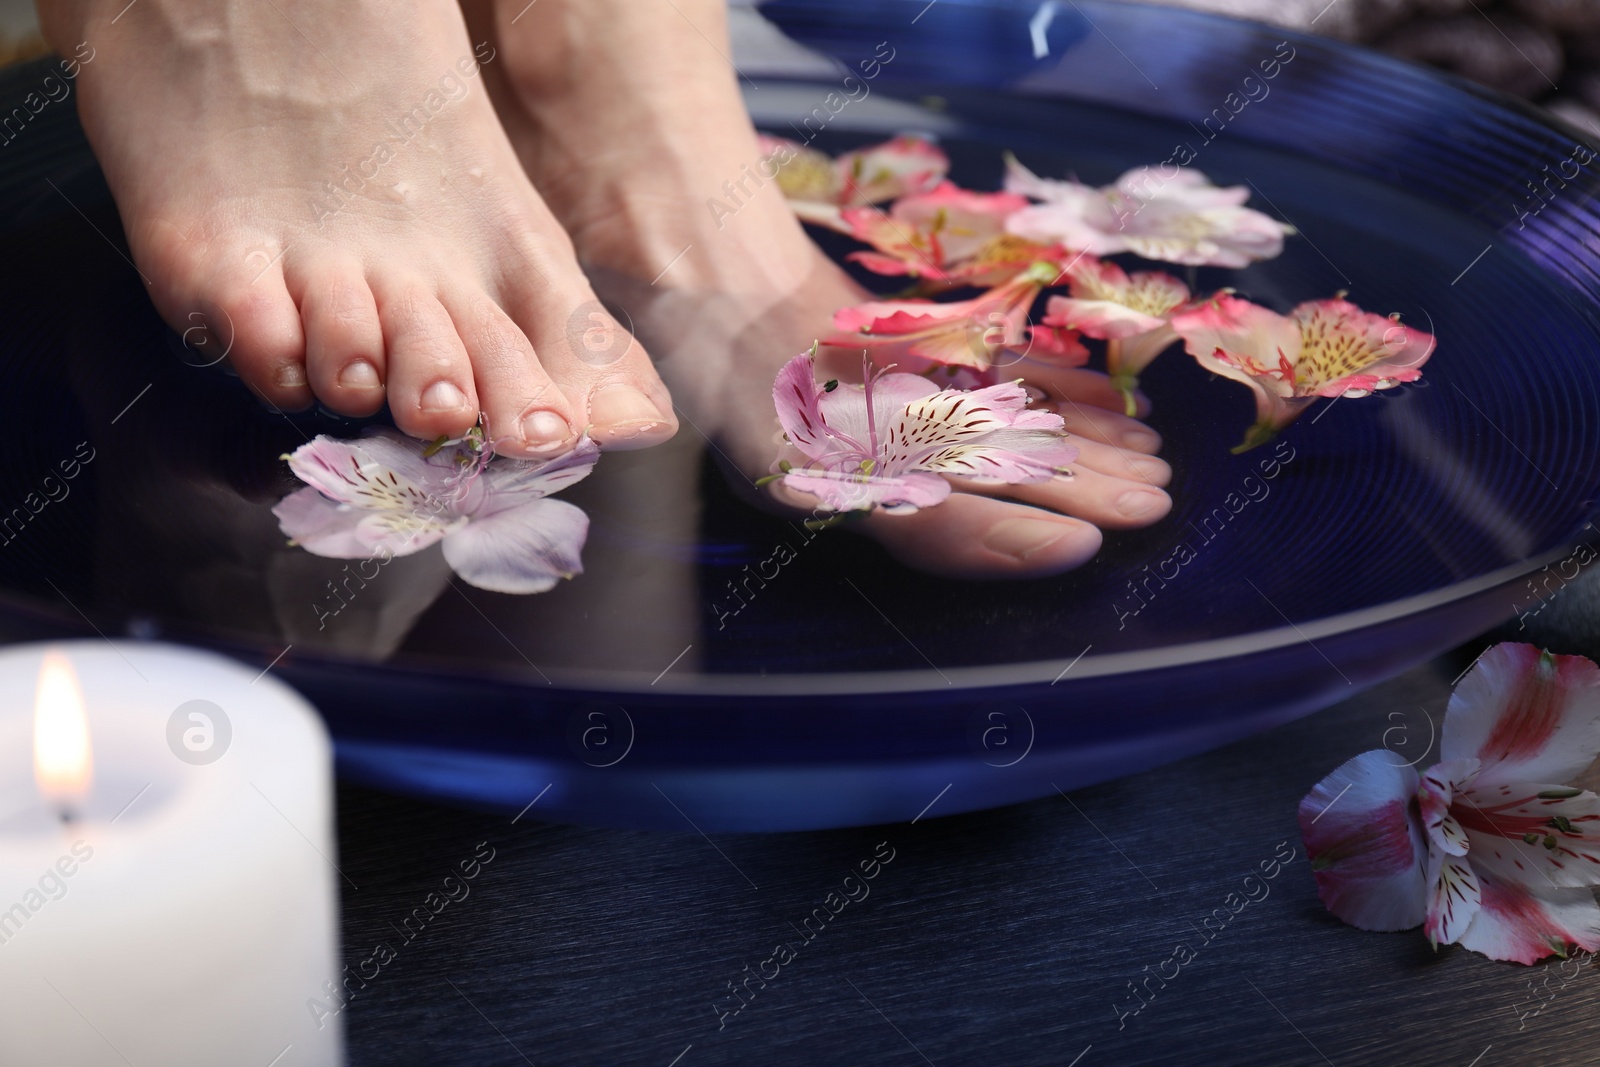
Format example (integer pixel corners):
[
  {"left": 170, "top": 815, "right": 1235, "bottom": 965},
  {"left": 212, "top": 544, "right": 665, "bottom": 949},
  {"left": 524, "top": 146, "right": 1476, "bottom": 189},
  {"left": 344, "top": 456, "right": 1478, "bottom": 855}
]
[{"left": 0, "top": 0, "right": 1595, "bottom": 830}]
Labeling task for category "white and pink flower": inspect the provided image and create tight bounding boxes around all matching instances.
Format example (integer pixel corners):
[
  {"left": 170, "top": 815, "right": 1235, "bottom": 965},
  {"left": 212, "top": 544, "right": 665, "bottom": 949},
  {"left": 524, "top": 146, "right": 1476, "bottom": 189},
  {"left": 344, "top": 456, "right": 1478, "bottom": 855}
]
[
  {"left": 1040, "top": 256, "right": 1193, "bottom": 414},
  {"left": 827, "top": 261, "right": 1080, "bottom": 372},
  {"left": 1299, "top": 643, "right": 1600, "bottom": 965},
  {"left": 771, "top": 350, "right": 1078, "bottom": 513},
  {"left": 273, "top": 429, "right": 597, "bottom": 594},
  {"left": 759, "top": 133, "right": 949, "bottom": 229},
  {"left": 1003, "top": 155, "right": 1293, "bottom": 268},
  {"left": 839, "top": 181, "right": 1061, "bottom": 288},
  {"left": 1169, "top": 293, "right": 1436, "bottom": 452}
]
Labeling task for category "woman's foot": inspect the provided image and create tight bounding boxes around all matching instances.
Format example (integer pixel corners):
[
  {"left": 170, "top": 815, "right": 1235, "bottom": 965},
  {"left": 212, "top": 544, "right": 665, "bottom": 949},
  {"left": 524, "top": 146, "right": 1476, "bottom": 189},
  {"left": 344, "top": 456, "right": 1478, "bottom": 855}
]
[
  {"left": 41, "top": 0, "right": 675, "bottom": 455},
  {"left": 480, "top": 0, "right": 1173, "bottom": 576}
]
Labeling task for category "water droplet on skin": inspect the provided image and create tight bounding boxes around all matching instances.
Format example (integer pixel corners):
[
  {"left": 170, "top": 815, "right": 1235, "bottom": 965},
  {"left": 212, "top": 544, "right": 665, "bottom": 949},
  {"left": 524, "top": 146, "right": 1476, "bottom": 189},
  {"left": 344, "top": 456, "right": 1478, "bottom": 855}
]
[
  {"left": 467, "top": 167, "right": 484, "bottom": 181},
  {"left": 391, "top": 182, "right": 412, "bottom": 201}
]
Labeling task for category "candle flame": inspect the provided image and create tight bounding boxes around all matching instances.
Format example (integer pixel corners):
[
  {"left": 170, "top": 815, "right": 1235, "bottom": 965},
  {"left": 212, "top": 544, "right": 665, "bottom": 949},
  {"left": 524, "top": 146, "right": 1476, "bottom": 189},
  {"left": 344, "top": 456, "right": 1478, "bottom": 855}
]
[{"left": 33, "top": 650, "right": 92, "bottom": 804}]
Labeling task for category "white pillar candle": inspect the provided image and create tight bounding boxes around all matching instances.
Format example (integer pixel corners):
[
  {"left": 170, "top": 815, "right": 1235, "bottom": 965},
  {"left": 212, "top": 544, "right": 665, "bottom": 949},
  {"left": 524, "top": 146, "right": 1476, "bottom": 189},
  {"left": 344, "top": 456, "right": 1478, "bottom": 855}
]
[{"left": 0, "top": 641, "right": 343, "bottom": 1067}]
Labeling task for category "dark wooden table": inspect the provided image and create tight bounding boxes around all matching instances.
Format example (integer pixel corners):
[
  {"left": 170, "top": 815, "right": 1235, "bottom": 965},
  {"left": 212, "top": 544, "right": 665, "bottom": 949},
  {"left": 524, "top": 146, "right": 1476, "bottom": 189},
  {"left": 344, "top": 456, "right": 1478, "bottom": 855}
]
[{"left": 335, "top": 613, "right": 1600, "bottom": 1067}]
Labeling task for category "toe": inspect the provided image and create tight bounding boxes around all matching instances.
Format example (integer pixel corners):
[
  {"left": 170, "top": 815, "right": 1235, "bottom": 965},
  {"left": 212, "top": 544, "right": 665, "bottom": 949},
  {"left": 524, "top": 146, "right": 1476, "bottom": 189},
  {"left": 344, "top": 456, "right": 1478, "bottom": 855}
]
[
  {"left": 1052, "top": 404, "right": 1163, "bottom": 455},
  {"left": 295, "top": 261, "right": 386, "bottom": 417},
  {"left": 443, "top": 290, "right": 580, "bottom": 458},
  {"left": 372, "top": 276, "right": 480, "bottom": 439},
  {"left": 509, "top": 287, "right": 678, "bottom": 451},
  {"left": 207, "top": 267, "right": 309, "bottom": 411},
  {"left": 954, "top": 468, "right": 1172, "bottom": 530},
  {"left": 1024, "top": 364, "right": 1152, "bottom": 417},
  {"left": 859, "top": 495, "right": 1103, "bottom": 579},
  {"left": 1070, "top": 439, "right": 1171, "bottom": 487}
]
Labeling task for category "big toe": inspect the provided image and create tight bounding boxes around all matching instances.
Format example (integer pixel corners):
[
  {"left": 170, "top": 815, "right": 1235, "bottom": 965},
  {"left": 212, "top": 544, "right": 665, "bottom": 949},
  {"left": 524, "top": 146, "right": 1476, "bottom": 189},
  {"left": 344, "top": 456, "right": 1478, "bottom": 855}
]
[{"left": 502, "top": 281, "right": 679, "bottom": 451}]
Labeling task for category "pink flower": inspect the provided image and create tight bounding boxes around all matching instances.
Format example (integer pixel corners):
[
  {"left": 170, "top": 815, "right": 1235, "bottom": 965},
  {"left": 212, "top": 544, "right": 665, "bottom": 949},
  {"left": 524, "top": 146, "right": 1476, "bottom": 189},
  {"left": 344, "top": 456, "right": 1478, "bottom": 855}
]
[
  {"left": 1003, "top": 155, "right": 1293, "bottom": 268},
  {"left": 839, "top": 181, "right": 1060, "bottom": 287},
  {"left": 1168, "top": 293, "right": 1436, "bottom": 452},
  {"left": 771, "top": 350, "right": 1078, "bottom": 513},
  {"left": 1299, "top": 643, "right": 1600, "bottom": 965},
  {"left": 272, "top": 429, "right": 597, "bottom": 594},
  {"left": 1040, "top": 256, "right": 1193, "bottom": 414},
  {"left": 827, "top": 261, "right": 1078, "bottom": 372},
  {"left": 758, "top": 133, "right": 949, "bottom": 229}
]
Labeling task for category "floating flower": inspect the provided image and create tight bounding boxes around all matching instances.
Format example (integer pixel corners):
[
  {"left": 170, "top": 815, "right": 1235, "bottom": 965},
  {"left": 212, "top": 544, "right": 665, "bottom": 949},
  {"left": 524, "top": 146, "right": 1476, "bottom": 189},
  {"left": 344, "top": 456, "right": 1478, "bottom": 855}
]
[
  {"left": 273, "top": 429, "right": 597, "bottom": 594},
  {"left": 1168, "top": 293, "right": 1435, "bottom": 452},
  {"left": 770, "top": 349, "right": 1078, "bottom": 513},
  {"left": 1299, "top": 643, "right": 1600, "bottom": 965},
  {"left": 1003, "top": 155, "right": 1293, "bottom": 268},
  {"left": 827, "top": 261, "right": 1078, "bottom": 372},
  {"left": 839, "top": 181, "right": 1061, "bottom": 287},
  {"left": 1040, "top": 257, "right": 1193, "bottom": 415},
  {"left": 759, "top": 133, "right": 948, "bottom": 229}
]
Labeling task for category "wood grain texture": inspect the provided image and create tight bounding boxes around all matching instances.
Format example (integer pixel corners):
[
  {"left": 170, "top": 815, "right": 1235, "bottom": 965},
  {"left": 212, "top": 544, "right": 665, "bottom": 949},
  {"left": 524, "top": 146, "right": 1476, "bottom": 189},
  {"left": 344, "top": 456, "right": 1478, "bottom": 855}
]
[{"left": 334, "top": 635, "right": 1600, "bottom": 1066}]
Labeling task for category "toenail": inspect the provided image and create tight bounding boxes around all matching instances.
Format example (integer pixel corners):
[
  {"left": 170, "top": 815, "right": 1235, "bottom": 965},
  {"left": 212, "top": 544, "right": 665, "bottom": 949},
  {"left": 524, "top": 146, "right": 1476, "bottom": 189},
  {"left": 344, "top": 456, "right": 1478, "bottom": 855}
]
[
  {"left": 521, "top": 410, "right": 574, "bottom": 450},
  {"left": 420, "top": 380, "right": 468, "bottom": 412},
  {"left": 588, "top": 383, "right": 665, "bottom": 432},
  {"left": 982, "top": 518, "right": 1070, "bottom": 561},
  {"left": 275, "top": 362, "right": 308, "bottom": 389},
  {"left": 338, "top": 359, "right": 380, "bottom": 388},
  {"left": 1129, "top": 456, "right": 1167, "bottom": 481},
  {"left": 1122, "top": 428, "right": 1160, "bottom": 452},
  {"left": 1117, "top": 490, "right": 1165, "bottom": 518}
]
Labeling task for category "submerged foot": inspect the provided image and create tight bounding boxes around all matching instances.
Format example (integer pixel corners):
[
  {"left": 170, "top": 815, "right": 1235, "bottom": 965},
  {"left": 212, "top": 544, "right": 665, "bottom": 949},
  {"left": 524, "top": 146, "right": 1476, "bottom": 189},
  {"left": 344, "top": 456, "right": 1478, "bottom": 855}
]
[
  {"left": 481, "top": 0, "right": 1172, "bottom": 577},
  {"left": 45, "top": 0, "right": 676, "bottom": 455}
]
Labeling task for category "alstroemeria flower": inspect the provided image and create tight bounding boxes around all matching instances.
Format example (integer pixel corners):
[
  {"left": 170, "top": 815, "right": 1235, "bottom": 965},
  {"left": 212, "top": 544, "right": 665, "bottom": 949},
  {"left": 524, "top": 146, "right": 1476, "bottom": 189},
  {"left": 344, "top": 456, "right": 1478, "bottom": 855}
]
[
  {"left": 840, "top": 181, "right": 1061, "bottom": 288},
  {"left": 759, "top": 133, "right": 948, "bottom": 229},
  {"left": 1168, "top": 293, "right": 1436, "bottom": 452},
  {"left": 1003, "top": 155, "right": 1293, "bottom": 268},
  {"left": 771, "top": 350, "right": 1078, "bottom": 513},
  {"left": 273, "top": 429, "right": 597, "bottom": 594},
  {"left": 1299, "top": 643, "right": 1600, "bottom": 965},
  {"left": 827, "top": 261, "right": 1079, "bottom": 372},
  {"left": 1040, "top": 257, "right": 1193, "bottom": 414}
]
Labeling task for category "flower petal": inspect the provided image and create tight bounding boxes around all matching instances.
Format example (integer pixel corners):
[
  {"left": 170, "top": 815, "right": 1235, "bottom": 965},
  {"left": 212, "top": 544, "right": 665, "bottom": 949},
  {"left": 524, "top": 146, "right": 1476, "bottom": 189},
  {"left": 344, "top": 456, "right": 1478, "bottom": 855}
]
[
  {"left": 817, "top": 370, "right": 940, "bottom": 455},
  {"left": 284, "top": 429, "right": 462, "bottom": 513},
  {"left": 1028, "top": 321, "right": 1091, "bottom": 366},
  {"left": 1004, "top": 157, "right": 1290, "bottom": 267},
  {"left": 1169, "top": 294, "right": 1302, "bottom": 387},
  {"left": 1456, "top": 870, "right": 1600, "bottom": 964},
  {"left": 1424, "top": 843, "right": 1482, "bottom": 947},
  {"left": 1419, "top": 757, "right": 1479, "bottom": 856},
  {"left": 1297, "top": 750, "right": 1429, "bottom": 932},
  {"left": 781, "top": 468, "right": 951, "bottom": 513},
  {"left": 898, "top": 383, "right": 1076, "bottom": 482},
  {"left": 475, "top": 437, "right": 599, "bottom": 513},
  {"left": 829, "top": 273, "right": 1046, "bottom": 370},
  {"left": 272, "top": 488, "right": 455, "bottom": 559},
  {"left": 773, "top": 351, "right": 858, "bottom": 462},
  {"left": 1288, "top": 298, "right": 1435, "bottom": 397},
  {"left": 1458, "top": 782, "right": 1600, "bottom": 889},
  {"left": 1002, "top": 156, "right": 1127, "bottom": 254},
  {"left": 834, "top": 134, "right": 949, "bottom": 205},
  {"left": 1043, "top": 295, "right": 1168, "bottom": 341},
  {"left": 440, "top": 497, "right": 589, "bottom": 594},
  {"left": 1442, "top": 643, "right": 1600, "bottom": 786}
]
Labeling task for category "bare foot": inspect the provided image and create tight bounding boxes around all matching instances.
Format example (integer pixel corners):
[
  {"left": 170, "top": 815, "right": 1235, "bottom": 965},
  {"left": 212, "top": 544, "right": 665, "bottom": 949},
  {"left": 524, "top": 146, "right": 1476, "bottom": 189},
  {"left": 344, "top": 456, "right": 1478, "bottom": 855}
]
[
  {"left": 479, "top": 0, "right": 1172, "bottom": 577},
  {"left": 41, "top": 0, "right": 676, "bottom": 455}
]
